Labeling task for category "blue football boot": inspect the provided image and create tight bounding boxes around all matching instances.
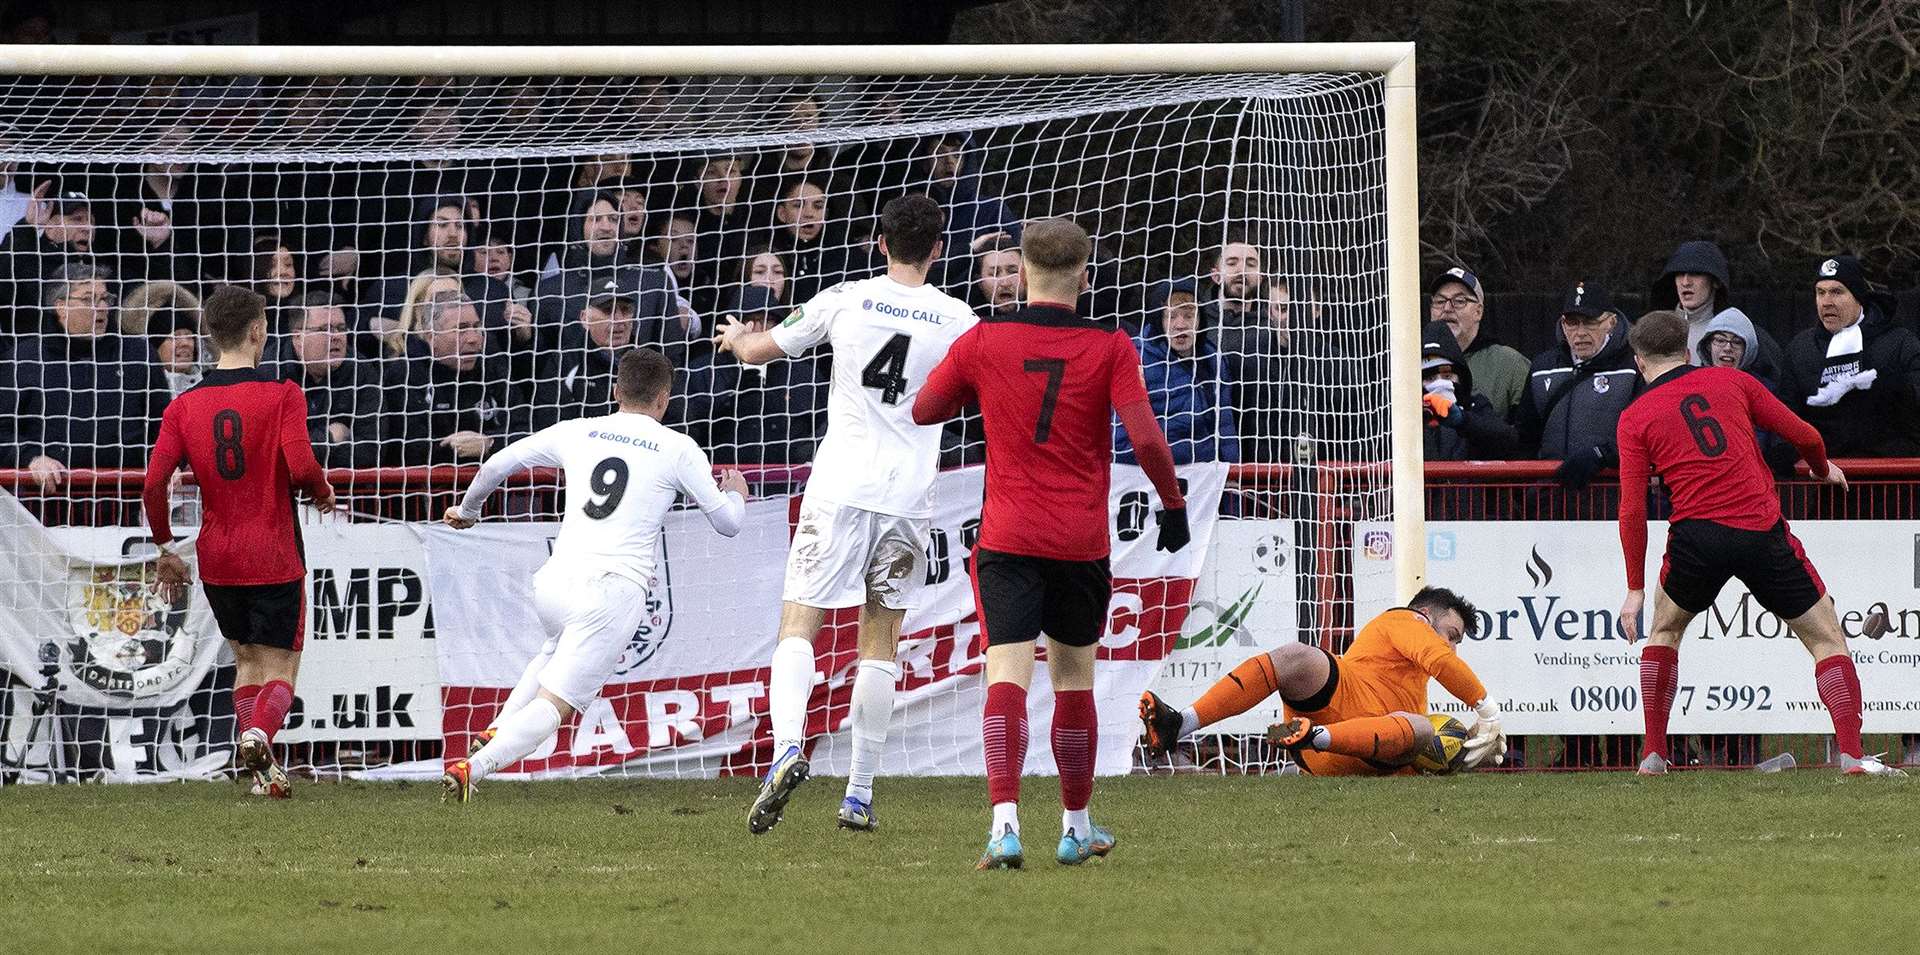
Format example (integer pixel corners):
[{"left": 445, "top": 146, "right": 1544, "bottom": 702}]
[{"left": 747, "top": 745, "right": 810, "bottom": 835}]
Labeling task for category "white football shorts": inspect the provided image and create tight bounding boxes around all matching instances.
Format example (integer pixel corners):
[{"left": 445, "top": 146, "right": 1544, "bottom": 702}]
[
  {"left": 782, "top": 498, "right": 928, "bottom": 611},
  {"left": 529, "top": 564, "right": 653, "bottom": 712}
]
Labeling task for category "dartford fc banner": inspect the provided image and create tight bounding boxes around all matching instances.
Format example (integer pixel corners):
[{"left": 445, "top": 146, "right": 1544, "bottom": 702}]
[
  {"left": 426, "top": 463, "right": 1230, "bottom": 778},
  {"left": 1354, "top": 521, "right": 1920, "bottom": 734}
]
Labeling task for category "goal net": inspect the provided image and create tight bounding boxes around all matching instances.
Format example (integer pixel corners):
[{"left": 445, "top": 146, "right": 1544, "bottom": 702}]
[{"left": 0, "top": 48, "right": 1415, "bottom": 783}]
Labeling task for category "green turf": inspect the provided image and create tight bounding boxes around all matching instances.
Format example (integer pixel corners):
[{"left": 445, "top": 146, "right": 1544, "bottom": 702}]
[{"left": 1, "top": 771, "right": 1912, "bottom": 954}]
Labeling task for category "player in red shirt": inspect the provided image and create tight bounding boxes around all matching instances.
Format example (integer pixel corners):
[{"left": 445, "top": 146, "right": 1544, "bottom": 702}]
[
  {"left": 1615, "top": 309, "right": 1901, "bottom": 776},
  {"left": 142, "top": 286, "right": 336, "bottom": 797},
  {"left": 913, "top": 218, "right": 1189, "bottom": 869}
]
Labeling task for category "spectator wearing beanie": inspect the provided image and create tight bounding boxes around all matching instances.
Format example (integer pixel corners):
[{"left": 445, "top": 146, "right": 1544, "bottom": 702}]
[
  {"left": 1776, "top": 255, "right": 1920, "bottom": 456},
  {"left": 1419, "top": 319, "right": 1519, "bottom": 461}
]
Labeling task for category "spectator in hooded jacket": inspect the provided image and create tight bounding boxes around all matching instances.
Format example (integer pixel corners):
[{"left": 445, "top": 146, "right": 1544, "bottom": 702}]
[
  {"left": 1515, "top": 281, "right": 1641, "bottom": 487},
  {"left": 1693, "top": 307, "right": 1776, "bottom": 387},
  {"left": 1650, "top": 239, "right": 1785, "bottom": 372},
  {"left": 1428, "top": 266, "right": 1528, "bottom": 420},
  {"left": 1114, "top": 278, "right": 1238, "bottom": 465},
  {"left": 1776, "top": 255, "right": 1920, "bottom": 457},
  {"left": 1419, "top": 320, "right": 1519, "bottom": 461},
  {"left": 0, "top": 263, "right": 167, "bottom": 488}
]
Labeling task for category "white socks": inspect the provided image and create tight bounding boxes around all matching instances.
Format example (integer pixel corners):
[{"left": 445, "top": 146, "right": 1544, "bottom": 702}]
[
  {"left": 469, "top": 696, "right": 562, "bottom": 780},
  {"left": 769, "top": 637, "right": 815, "bottom": 755},
  {"left": 1178, "top": 707, "right": 1201, "bottom": 737},
  {"left": 492, "top": 644, "right": 555, "bottom": 729},
  {"left": 1063, "top": 808, "right": 1091, "bottom": 838},
  {"left": 992, "top": 801, "right": 1021, "bottom": 837},
  {"left": 845, "top": 659, "right": 898, "bottom": 804}
]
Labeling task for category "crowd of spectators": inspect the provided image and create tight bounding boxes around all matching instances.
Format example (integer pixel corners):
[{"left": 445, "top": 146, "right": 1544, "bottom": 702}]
[
  {"left": 1422, "top": 246, "right": 1920, "bottom": 488},
  {"left": 1, "top": 84, "right": 1916, "bottom": 502}
]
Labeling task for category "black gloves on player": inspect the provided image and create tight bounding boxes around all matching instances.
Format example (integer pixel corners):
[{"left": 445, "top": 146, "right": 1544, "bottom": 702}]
[
  {"left": 1155, "top": 506, "right": 1191, "bottom": 553},
  {"left": 1554, "top": 444, "right": 1612, "bottom": 490}
]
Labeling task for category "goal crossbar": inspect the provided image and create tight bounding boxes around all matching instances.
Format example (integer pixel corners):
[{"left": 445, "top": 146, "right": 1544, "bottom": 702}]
[{"left": 0, "top": 42, "right": 1414, "bottom": 78}]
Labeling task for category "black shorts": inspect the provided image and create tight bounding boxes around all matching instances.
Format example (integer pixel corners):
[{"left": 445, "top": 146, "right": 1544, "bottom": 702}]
[
  {"left": 971, "top": 547, "right": 1111, "bottom": 648},
  {"left": 203, "top": 580, "right": 306, "bottom": 652},
  {"left": 1661, "top": 519, "right": 1826, "bottom": 620}
]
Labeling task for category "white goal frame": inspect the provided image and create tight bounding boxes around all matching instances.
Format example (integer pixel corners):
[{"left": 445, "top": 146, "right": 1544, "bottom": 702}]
[{"left": 0, "top": 39, "right": 1426, "bottom": 601}]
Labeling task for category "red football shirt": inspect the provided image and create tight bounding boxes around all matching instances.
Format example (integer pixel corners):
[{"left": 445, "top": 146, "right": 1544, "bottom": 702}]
[
  {"left": 916, "top": 302, "right": 1183, "bottom": 561},
  {"left": 1615, "top": 365, "right": 1828, "bottom": 589},
  {"left": 142, "top": 367, "right": 330, "bottom": 585}
]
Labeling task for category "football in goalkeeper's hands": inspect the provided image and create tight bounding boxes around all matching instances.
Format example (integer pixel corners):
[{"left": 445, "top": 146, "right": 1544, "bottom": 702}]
[{"left": 1412, "top": 713, "right": 1471, "bottom": 775}]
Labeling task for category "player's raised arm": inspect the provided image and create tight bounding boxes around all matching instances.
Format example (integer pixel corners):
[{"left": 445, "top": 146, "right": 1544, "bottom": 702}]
[
  {"left": 443, "top": 427, "right": 563, "bottom": 529},
  {"left": 1743, "top": 373, "right": 1840, "bottom": 487},
  {"left": 674, "top": 441, "right": 749, "bottom": 538},
  {"left": 277, "top": 380, "right": 335, "bottom": 512},
  {"left": 715, "top": 289, "right": 835, "bottom": 365},
  {"left": 1108, "top": 331, "right": 1189, "bottom": 551}
]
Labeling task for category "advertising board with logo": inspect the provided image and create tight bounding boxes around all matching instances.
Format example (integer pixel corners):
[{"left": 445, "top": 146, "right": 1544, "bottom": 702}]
[{"left": 1355, "top": 521, "right": 1920, "bottom": 733}]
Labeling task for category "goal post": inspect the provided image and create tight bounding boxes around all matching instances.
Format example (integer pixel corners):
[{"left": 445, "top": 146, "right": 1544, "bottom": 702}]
[{"left": 0, "top": 42, "right": 1421, "bottom": 781}]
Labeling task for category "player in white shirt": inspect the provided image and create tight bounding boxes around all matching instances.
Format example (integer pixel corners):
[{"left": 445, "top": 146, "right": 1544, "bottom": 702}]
[
  {"left": 438, "top": 348, "right": 749, "bottom": 802},
  {"left": 715, "top": 195, "right": 976, "bottom": 834}
]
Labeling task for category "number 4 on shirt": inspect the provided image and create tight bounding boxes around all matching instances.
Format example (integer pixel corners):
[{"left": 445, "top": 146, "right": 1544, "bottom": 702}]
[{"left": 862, "top": 333, "right": 911, "bottom": 405}]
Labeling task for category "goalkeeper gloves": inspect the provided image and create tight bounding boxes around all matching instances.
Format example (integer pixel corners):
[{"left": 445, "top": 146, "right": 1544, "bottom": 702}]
[
  {"left": 1155, "top": 506, "right": 1191, "bottom": 553},
  {"left": 1461, "top": 699, "right": 1506, "bottom": 767}
]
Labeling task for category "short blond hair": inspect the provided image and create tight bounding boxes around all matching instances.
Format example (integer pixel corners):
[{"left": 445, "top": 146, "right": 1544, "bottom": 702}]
[
  {"left": 1019, "top": 218, "right": 1091, "bottom": 278},
  {"left": 1629, "top": 310, "right": 1688, "bottom": 360}
]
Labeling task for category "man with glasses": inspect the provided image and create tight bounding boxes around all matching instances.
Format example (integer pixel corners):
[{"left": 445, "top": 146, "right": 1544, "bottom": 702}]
[
  {"left": 1428, "top": 267, "right": 1528, "bottom": 420},
  {"left": 0, "top": 262, "right": 167, "bottom": 491},
  {"left": 278, "top": 290, "right": 383, "bottom": 469},
  {"left": 1514, "top": 281, "right": 1641, "bottom": 489}
]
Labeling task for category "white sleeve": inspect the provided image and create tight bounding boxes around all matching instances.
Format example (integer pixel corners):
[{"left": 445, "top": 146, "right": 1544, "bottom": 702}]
[
  {"left": 457, "top": 426, "right": 566, "bottom": 520},
  {"left": 766, "top": 290, "right": 835, "bottom": 357},
  {"left": 675, "top": 440, "right": 745, "bottom": 538}
]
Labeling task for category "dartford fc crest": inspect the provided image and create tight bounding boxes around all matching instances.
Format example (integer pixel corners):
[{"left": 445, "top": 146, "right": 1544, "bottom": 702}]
[
  {"left": 1593, "top": 375, "right": 1611, "bottom": 394},
  {"left": 65, "top": 563, "right": 200, "bottom": 699},
  {"left": 611, "top": 539, "right": 673, "bottom": 677}
]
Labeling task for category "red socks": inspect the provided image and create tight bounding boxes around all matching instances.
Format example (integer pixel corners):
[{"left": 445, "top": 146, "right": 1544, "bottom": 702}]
[
  {"left": 234, "top": 684, "right": 260, "bottom": 735},
  {"left": 1814, "top": 655, "right": 1863, "bottom": 759},
  {"left": 983, "top": 682, "right": 1028, "bottom": 805},
  {"left": 1051, "top": 690, "right": 1097, "bottom": 812},
  {"left": 254, "top": 680, "right": 294, "bottom": 744},
  {"left": 1639, "top": 645, "right": 1679, "bottom": 760}
]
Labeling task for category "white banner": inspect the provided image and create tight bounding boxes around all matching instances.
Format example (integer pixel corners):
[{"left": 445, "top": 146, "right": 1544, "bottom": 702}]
[
  {"left": 1143, "top": 519, "right": 1298, "bottom": 734},
  {"left": 1356, "top": 520, "right": 1920, "bottom": 733},
  {"left": 0, "top": 502, "right": 223, "bottom": 712},
  {"left": 426, "top": 463, "right": 1229, "bottom": 777},
  {"left": 280, "top": 520, "right": 440, "bottom": 743}
]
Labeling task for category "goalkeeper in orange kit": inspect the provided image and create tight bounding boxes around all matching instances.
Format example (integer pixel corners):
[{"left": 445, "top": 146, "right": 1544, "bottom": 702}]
[{"left": 1140, "top": 586, "right": 1506, "bottom": 774}]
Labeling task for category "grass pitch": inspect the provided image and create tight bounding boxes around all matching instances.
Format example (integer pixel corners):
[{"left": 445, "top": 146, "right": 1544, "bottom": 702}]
[{"left": 1, "top": 771, "right": 1912, "bottom": 954}]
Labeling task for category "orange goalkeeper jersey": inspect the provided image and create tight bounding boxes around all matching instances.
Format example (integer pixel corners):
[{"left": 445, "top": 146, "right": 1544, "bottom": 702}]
[{"left": 1338, "top": 608, "right": 1487, "bottom": 715}]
